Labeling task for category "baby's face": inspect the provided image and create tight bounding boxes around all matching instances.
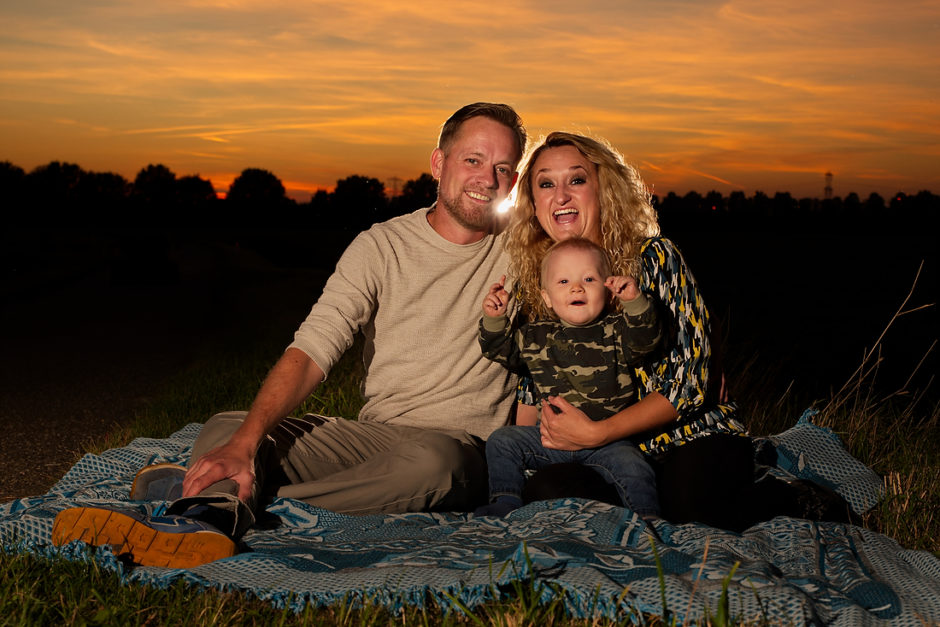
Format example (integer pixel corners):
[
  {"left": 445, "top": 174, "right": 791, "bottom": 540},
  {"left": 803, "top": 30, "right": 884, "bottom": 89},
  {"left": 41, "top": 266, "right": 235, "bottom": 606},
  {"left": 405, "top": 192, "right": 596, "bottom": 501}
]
[{"left": 540, "top": 247, "right": 608, "bottom": 325}]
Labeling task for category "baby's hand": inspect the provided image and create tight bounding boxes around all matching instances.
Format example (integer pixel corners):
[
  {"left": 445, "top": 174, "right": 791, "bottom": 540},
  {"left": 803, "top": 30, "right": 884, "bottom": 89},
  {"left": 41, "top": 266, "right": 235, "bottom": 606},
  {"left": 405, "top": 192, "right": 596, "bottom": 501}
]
[
  {"left": 605, "top": 275, "right": 640, "bottom": 301},
  {"left": 482, "top": 275, "right": 509, "bottom": 317}
]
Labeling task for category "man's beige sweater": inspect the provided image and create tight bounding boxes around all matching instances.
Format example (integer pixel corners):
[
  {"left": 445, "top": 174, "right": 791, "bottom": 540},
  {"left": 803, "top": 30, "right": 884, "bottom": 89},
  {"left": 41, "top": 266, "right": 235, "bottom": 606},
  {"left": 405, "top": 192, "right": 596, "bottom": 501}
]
[{"left": 288, "top": 207, "right": 517, "bottom": 439}]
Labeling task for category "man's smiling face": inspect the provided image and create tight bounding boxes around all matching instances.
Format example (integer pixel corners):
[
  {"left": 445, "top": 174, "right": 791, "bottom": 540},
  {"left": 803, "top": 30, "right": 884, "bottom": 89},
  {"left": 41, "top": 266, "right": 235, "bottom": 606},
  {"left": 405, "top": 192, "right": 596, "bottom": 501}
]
[{"left": 431, "top": 115, "right": 519, "bottom": 232}]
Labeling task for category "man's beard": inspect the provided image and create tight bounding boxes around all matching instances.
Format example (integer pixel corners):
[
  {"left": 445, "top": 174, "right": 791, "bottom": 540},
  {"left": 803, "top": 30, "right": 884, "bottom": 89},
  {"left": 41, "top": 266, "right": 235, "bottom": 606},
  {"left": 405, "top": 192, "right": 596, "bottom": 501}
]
[{"left": 439, "top": 190, "right": 494, "bottom": 231}]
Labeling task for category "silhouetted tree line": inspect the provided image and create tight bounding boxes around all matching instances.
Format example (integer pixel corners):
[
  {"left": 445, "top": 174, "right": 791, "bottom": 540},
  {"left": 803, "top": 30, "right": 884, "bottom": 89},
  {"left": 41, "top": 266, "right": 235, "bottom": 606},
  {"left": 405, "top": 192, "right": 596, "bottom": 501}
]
[
  {"left": 5, "top": 159, "right": 936, "bottom": 235},
  {"left": 1, "top": 160, "right": 439, "bottom": 232},
  {"left": 1, "top": 160, "right": 441, "bottom": 286},
  {"left": 654, "top": 189, "right": 939, "bottom": 237},
  {"left": 3, "top": 159, "right": 937, "bottom": 283}
]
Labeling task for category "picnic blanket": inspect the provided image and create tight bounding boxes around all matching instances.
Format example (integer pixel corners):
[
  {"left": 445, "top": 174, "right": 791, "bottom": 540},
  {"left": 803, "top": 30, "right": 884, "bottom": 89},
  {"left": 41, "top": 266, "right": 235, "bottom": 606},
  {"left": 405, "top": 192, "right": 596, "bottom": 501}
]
[{"left": 2, "top": 410, "right": 939, "bottom": 625}]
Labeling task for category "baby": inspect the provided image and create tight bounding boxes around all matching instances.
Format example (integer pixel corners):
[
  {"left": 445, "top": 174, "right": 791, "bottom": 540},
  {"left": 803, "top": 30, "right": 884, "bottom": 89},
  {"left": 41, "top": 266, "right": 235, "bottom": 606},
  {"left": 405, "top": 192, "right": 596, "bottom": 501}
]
[{"left": 476, "top": 237, "right": 662, "bottom": 517}]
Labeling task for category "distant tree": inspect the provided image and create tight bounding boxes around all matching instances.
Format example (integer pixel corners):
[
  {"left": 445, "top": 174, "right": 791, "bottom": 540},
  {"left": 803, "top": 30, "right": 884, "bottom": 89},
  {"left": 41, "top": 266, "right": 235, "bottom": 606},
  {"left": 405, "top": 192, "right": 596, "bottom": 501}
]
[
  {"left": 910, "top": 190, "right": 938, "bottom": 207},
  {"left": 704, "top": 190, "right": 725, "bottom": 212},
  {"left": 798, "top": 197, "right": 816, "bottom": 214},
  {"left": 751, "top": 191, "right": 771, "bottom": 215},
  {"left": 663, "top": 191, "right": 681, "bottom": 207},
  {"left": 907, "top": 190, "right": 940, "bottom": 230},
  {"left": 0, "top": 161, "right": 25, "bottom": 186},
  {"left": 727, "top": 190, "right": 748, "bottom": 213},
  {"left": 27, "top": 161, "right": 85, "bottom": 211},
  {"left": 227, "top": 168, "right": 288, "bottom": 209},
  {"left": 0, "top": 161, "right": 27, "bottom": 213},
  {"left": 331, "top": 174, "right": 387, "bottom": 230},
  {"left": 132, "top": 164, "right": 177, "bottom": 211},
  {"left": 300, "top": 188, "right": 330, "bottom": 226},
  {"left": 771, "top": 191, "right": 796, "bottom": 215},
  {"left": 682, "top": 190, "right": 704, "bottom": 211},
  {"left": 389, "top": 172, "right": 437, "bottom": 217},
  {"left": 865, "top": 192, "right": 885, "bottom": 212},
  {"left": 177, "top": 175, "right": 217, "bottom": 207},
  {"left": 656, "top": 191, "right": 682, "bottom": 232},
  {"left": 844, "top": 192, "right": 861, "bottom": 212},
  {"left": 172, "top": 175, "right": 217, "bottom": 227},
  {"left": 820, "top": 193, "right": 843, "bottom": 216},
  {"left": 889, "top": 192, "right": 907, "bottom": 211},
  {"left": 77, "top": 171, "right": 130, "bottom": 215},
  {"left": 309, "top": 188, "right": 330, "bottom": 211},
  {"left": 914, "top": 190, "right": 934, "bottom": 200},
  {"left": 680, "top": 191, "right": 707, "bottom": 230}
]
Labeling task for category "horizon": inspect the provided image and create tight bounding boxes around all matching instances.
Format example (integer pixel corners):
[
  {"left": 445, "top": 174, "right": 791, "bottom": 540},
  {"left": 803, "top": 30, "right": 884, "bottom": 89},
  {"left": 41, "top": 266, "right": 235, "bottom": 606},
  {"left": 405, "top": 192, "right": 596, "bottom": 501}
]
[
  {"left": 2, "top": 2, "right": 938, "bottom": 202},
  {"left": 6, "top": 156, "right": 935, "bottom": 205}
]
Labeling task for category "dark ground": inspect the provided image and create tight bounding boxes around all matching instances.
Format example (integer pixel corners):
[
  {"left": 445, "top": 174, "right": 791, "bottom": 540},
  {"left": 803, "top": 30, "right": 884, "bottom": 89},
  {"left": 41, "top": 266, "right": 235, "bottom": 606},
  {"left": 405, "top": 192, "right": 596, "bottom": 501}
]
[
  {"left": 671, "top": 229, "right": 938, "bottom": 403},
  {"left": 0, "top": 239, "right": 328, "bottom": 502},
  {"left": 1, "top": 226, "right": 936, "bottom": 502}
]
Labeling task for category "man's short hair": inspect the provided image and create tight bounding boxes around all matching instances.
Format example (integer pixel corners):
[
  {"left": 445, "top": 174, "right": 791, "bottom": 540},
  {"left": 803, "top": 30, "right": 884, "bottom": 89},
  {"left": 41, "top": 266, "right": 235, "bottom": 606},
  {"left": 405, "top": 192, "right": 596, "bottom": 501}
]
[
  {"left": 438, "top": 103, "right": 527, "bottom": 164},
  {"left": 540, "top": 238, "right": 612, "bottom": 286}
]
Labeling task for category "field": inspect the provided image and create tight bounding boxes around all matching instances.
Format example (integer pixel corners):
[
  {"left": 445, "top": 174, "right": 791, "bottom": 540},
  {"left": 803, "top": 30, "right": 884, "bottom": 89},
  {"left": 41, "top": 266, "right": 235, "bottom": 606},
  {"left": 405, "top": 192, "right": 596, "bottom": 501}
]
[{"left": 1, "top": 223, "right": 937, "bottom": 625}]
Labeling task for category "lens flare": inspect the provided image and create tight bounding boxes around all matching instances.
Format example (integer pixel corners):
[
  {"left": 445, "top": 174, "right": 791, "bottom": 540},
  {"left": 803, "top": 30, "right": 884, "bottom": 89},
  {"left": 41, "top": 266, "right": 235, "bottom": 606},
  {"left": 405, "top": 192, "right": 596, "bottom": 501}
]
[{"left": 496, "top": 191, "right": 515, "bottom": 214}]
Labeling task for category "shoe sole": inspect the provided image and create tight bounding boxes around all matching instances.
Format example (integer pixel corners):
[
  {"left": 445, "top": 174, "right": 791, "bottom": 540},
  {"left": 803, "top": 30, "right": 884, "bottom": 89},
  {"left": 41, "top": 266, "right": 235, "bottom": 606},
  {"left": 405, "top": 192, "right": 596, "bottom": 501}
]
[
  {"left": 129, "top": 463, "right": 187, "bottom": 501},
  {"left": 52, "top": 507, "right": 236, "bottom": 568}
]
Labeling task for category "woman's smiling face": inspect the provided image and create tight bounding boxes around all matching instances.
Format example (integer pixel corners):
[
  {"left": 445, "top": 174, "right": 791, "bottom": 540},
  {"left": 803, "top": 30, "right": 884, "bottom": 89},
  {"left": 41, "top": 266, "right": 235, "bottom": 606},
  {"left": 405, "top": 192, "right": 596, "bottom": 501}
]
[{"left": 531, "top": 144, "right": 602, "bottom": 244}]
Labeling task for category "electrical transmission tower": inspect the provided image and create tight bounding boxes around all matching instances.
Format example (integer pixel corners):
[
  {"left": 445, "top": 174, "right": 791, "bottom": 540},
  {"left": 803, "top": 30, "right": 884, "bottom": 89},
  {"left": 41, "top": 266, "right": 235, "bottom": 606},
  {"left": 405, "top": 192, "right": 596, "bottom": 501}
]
[{"left": 387, "top": 176, "right": 403, "bottom": 197}]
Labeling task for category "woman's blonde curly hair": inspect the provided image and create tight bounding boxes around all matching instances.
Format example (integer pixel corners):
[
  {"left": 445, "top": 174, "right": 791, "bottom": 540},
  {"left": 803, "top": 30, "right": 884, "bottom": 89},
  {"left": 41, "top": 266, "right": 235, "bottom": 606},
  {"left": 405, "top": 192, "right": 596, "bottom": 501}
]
[{"left": 505, "top": 131, "right": 661, "bottom": 319}]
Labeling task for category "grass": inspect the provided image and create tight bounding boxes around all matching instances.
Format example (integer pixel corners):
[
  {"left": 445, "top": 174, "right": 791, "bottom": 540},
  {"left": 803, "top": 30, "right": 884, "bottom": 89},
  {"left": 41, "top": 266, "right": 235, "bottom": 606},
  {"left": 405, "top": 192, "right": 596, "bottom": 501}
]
[
  {"left": 728, "top": 267, "right": 940, "bottom": 555},
  {"left": 1, "top": 288, "right": 937, "bottom": 625}
]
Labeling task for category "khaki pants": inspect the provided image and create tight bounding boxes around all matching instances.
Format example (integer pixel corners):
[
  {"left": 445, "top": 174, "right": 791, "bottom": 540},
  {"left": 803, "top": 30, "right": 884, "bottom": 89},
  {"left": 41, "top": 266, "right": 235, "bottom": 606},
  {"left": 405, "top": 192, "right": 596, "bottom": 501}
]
[{"left": 167, "top": 411, "right": 488, "bottom": 538}]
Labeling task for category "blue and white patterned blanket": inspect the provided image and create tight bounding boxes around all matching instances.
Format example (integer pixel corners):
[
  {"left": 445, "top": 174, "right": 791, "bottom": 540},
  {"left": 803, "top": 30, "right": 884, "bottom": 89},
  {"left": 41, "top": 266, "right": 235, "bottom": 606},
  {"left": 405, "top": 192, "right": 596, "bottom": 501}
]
[{"left": 2, "top": 411, "right": 939, "bottom": 625}]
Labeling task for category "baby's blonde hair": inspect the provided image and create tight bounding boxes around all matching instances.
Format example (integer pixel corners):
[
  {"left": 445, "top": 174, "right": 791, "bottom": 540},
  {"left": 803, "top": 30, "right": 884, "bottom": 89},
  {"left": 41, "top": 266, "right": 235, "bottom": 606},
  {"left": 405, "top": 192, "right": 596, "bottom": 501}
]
[{"left": 539, "top": 237, "right": 611, "bottom": 286}]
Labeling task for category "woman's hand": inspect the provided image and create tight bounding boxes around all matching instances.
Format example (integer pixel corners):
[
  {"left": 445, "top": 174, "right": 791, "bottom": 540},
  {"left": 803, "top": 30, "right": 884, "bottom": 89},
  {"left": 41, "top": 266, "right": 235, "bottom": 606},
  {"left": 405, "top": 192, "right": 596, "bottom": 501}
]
[
  {"left": 540, "top": 392, "right": 679, "bottom": 452},
  {"left": 539, "top": 395, "right": 607, "bottom": 451}
]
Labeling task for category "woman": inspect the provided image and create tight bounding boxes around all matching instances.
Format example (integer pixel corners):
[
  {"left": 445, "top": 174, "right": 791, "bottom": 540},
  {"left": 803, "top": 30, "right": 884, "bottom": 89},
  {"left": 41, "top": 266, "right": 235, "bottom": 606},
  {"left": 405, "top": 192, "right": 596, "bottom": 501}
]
[{"left": 504, "top": 132, "right": 849, "bottom": 531}]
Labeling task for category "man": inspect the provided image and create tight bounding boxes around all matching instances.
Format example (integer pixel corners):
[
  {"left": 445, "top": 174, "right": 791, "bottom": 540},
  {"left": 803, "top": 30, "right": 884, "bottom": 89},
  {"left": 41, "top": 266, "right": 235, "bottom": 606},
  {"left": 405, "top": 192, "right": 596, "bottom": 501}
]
[{"left": 53, "top": 102, "right": 527, "bottom": 568}]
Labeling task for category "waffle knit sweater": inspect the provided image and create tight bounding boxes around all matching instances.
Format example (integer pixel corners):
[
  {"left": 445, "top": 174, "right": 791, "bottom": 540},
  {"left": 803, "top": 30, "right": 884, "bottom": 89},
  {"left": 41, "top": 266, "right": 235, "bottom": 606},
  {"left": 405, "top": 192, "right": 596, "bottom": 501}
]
[{"left": 288, "top": 207, "right": 517, "bottom": 439}]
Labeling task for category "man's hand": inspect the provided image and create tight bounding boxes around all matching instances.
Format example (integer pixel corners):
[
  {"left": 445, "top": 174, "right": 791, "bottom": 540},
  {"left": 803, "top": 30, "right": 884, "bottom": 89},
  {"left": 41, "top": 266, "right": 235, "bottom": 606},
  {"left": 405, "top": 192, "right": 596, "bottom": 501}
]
[
  {"left": 605, "top": 275, "right": 640, "bottom": 302},
  {"left": 182, "top": 441, "right": 256, "bottom": 502},
  {"left": 482, "top": 275, "right": 510, "bottom": 317},
  {"left": 539, "top": 395, "right": 605, "bottom": 451}
]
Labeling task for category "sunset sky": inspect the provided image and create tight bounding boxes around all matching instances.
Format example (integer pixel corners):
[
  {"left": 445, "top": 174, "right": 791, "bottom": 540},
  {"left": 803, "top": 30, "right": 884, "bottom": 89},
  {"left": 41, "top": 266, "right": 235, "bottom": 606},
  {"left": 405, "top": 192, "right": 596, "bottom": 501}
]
[{"left": 2, "top": 0, "right": 938, "bottom": 202}]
